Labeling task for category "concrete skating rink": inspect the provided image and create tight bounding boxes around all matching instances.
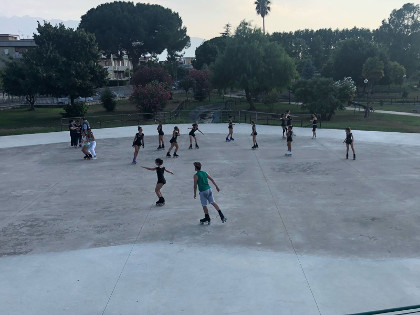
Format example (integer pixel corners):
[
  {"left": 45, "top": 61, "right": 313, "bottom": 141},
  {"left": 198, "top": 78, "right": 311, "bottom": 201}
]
[{"left": 1, "top": 124, "right": 420, "bottom": 315}]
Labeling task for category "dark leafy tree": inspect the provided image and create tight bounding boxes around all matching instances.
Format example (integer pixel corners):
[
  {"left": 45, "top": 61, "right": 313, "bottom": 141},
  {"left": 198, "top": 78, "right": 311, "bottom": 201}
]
[
  {"left": 32, "top": 22, "right": 107, "bottom": 105},
  {"left": 193, "top": 37, "right": 227, "bottom": 70},
  {"left": 1, "top": 55, "right": 42, "bottom": 110},
  {"left": 79, "top": 2, "right": 190, "bottom": 69},
  {"left": 131, "top": 80, "right": 171, "bottom": 112},
  {"left": 375, "top": 3, "right": 420, "bottom": 75},
  {"left": 293, "top": 77, "right": 356, "bottom": 120},
  {"left": 179, "top": 76, "right": 196, "bottom": 98},
  {"left": 212, "top": 21, "right": 297, "bottom": 110},
  {"left": 254, "top": 0, "right": 271, "bottom": 34},
  {"left": 301, "top": 60, "right": 316, "bottom": 80},
  {"left": 387, "top": 61, "right": 406, "bottom": 85},
  {"left": 187, "top": 69, "right": 212, "bottom": 101},
  {"left": 101, "top": 88, "right": 117, "bottom": 111}
]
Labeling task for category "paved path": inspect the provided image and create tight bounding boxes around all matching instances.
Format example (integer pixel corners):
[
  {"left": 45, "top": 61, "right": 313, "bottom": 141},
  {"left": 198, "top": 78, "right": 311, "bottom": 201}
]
[
  {"left": 1, "top": 124, "right": 420, "bottom": 315},
  {"left": 346, "top": 106, "right": 420, "bottom": 117}
]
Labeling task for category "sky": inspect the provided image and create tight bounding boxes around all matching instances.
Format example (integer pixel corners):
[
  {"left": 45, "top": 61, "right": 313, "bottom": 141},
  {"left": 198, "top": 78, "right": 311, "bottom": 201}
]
[{"left": 0, "top": 0, "right": 413, "bottom": 39}]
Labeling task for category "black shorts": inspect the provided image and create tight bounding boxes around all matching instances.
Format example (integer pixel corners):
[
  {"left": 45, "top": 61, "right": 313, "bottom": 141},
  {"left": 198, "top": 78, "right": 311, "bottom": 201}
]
[
  {"left": 157, "top": 180, "right": 166, "bottom": 185},
  {"left": 253, "top": 132, "right": 257, "bottom": 136},
  {"left": 346, "top": 140, "right": 353, "bottom": 145},
  {"left": 158, "top": 131, "right": 164, "bottom": 136},
  {"left": 169, "top": 138, "right": 177, "bottom": 144},
  {"left": 133, "top": 141, "right": 142, "bottom": 146},
  {"left": 312, "top": 125, "right": 317, "bottom": 131}
]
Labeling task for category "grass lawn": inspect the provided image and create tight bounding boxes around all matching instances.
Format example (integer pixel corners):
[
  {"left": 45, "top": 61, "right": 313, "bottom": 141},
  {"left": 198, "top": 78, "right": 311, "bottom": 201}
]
[{"left": 1, "top": 93, "right": 420, "bottom": 136}]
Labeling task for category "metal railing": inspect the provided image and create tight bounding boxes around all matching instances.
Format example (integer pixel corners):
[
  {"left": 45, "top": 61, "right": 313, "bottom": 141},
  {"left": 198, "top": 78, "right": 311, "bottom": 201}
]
[{"left": 347, "top": 304, "right": 420, "bottom": 315}]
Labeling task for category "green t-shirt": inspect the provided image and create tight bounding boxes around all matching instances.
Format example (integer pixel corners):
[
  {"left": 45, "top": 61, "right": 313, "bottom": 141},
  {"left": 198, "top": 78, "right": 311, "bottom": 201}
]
[{"left": 196, "top": 171, "right": 211, "bottom": 192}]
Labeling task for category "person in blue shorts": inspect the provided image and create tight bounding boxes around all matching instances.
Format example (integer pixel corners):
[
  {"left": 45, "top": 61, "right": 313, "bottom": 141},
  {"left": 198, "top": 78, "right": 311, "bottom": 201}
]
[{"left": 193, "top": 162, "right": 226, "bottom": 225}]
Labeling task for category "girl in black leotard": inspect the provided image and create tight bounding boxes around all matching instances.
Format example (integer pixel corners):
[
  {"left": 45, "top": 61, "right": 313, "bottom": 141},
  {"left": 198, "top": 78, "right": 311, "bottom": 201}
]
[
  {"left": 226, "top": 120, "right": 235, "bottom": 142},
  {"left": 142, "top": 158, "right": 174, "bottom": 206},
  {"left": 188, "top": 123, "right": 204, "bottom": 149},
  {"left": 157, "top": 122, "right": 165, "bottom": 150},
  {"left": 343, "top": 127, "right": 356, "bottom": 160},
  {"left": 167, "top": 126, "right": 180, "bottom": 157},
  {"left": 132, "top": 126, "right": 144, "bottom": 164},
  {"left": 286, "top": 125, "right": 293, "bottom": 156},
  {"left": 280, "top": 114, "right": 286, "bottom": 138},
  {"left": 311, "top": 113, "right": 318, "bottom": 139},
  {"left": 250, "top": 121, "right": 258, "bottom": 149}
]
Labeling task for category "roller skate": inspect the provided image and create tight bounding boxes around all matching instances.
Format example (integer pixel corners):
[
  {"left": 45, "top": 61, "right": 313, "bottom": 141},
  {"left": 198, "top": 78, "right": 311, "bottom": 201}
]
[
  {"left": 195, "top": 144, "right": 199, "bottom": 149},
  {"left": 166, "top": 152, "right": 171, "bottom": 158},
  {"left": 189, "top": 144, "right": 193, "bottom": 149},
  {"left": 156, "top": 197, "right": 165, "bottom": 206},
  {"left": 353, "top": 154, "right": 356, "bottom": 160},
  {"left": 230, "top": 137, "right": 234, "bottom": 141},
  {"left": 226, "top": 137, "right": 230, "bottom": 142},
  {"left": 173, "top": 153, "right": 179, "bottom": 158},
  {"left": 200, "top": 214, "right": 211, "bottom": 225}
]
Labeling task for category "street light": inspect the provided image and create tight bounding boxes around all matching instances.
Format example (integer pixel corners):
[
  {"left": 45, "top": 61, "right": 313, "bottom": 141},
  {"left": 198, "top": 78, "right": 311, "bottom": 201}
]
[{"left": 364, "top": 79, "right": 369, "bottom": 116}]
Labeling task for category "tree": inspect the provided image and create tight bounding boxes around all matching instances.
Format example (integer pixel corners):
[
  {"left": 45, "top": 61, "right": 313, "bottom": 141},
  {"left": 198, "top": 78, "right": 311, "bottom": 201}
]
[
  {"left": 188, "top": 69, "right": 212, "bottom": 101},
  {"left": 255, "top": 0, "right": 271, "bottom": 34},
  {"left": 101, "top": 88, "right": 117, "bottom": 111},
  {"left": 331, "top": 38, "right": 379, "bottom": 85},
  {"left": 293, "top": 77, "right": 356, "bottom": 120},
  {"left": 79, "top": 2, "right": 190, "bottom": 69},
  {"left": 220, "top": 23, "right": 232, "bottom": 37},
  {"left": 130, "top": 80, "right": 171, "bottom": 112},
  {"left": 362, "top": 57, "right": 385, "bottom": 83},
  {"left": 31, "top": 22, "right": 107, "bottom": 105},
  {"left": 1, "top": 56, "right": 42, "bottom": 111},
  {"left": 192, "top": 37, "right": 227, "bottom": 70},
  {"left": 179, "top": 76, "right": 196, "bottom": 98},
  {"left": 212, "top": 21, "right": 297, "bottom": 110},
  {"left": 131, "top": 66, "right": 172, "bottom": 88},
  {"left": 301, "top": 60, "right": 316, "bottom": 80},
  {"left": 375, "top": 3, "right": 420, "bottom": 75},
  {"left": 387, "top": 61, "right": 406, "bottom": 85}
]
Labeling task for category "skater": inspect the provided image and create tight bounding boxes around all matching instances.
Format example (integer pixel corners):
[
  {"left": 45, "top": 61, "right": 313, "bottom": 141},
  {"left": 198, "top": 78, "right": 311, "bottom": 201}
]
[
  {"left": 142, "top": 158, "right": 174, "bottom": 206},
  {"left": 69, "top": 119, "right": 78, "bottom": 147},
  {"left": 167, "top": 126, "right": 180, "bottom": 158},
  {"left": 193, "top": 162, "right": 226, "bottom": 224},
  {"left": 82, "top": 117, "right": 90, "bottom": 133},
  {"left": 311, "top": 113, "right": 318, "bottom": 138},
  {"left": 87, "top": 129, "right": 97, "bottom": 159},
  {"left": 286, "top": 110, "right": 293, "bottom": 128},
  {"left": 132, "top": 126, "right": 144, "bottom": 164},
  {"left": 285, "top": 125, "right": 293, "bottom": 156},
  {"left": 75, "top": 120, "right": 82, "bottom": 147},
  {"left": 157, "top": 121, "right": 165, "bottom": 150},
  {"left": 343, "top": 127, "right": 356, "bottom": 160},
  {"left": 280, "top": 114, "right": 287, "bottom": 138},
  {"left": 81, "top": 131, "right": 92, "bottom": 159},
  {"left": 188, "top": 123, "right": 204, "bottom": 149},
  {"left": 226, "top": 119, "right": 235, "bottom": 141},
  {"left": 250, "top": 121, "right": 258, "bottom": 149}
]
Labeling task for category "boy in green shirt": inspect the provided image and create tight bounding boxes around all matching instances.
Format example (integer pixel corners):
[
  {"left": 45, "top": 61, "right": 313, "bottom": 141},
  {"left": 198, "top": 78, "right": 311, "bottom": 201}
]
[{"left": 193, "top": 162, "right": 227, "bottom": 225}]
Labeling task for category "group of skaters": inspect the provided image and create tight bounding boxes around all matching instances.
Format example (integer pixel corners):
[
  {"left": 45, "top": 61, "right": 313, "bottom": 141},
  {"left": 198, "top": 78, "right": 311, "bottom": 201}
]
[{"left": 68, "top": 118, "right": 97, "bottom": 160}]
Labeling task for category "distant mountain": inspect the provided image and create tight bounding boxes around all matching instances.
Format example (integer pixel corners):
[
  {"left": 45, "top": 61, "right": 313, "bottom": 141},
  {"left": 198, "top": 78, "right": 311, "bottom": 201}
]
[
  {"left": 0, "top": 15, "right": 79, "bottom": 38},
  {"left": 0, "top": 15, "right": 205, "bottom": 59}
]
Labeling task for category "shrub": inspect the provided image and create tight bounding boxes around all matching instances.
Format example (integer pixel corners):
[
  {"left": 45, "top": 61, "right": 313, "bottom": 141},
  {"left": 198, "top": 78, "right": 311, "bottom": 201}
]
[
  {"left": 101, "top": 88, "right": 117, "bottom": 112},
  {"left": 130, "top": 80, "right": 171, "bottom": 112},
  {"left": 62, "top": 102, "right": 88, "bottom": 117},
  {"left": 131, "top": 66, "right": 172, "bottom": 87}
]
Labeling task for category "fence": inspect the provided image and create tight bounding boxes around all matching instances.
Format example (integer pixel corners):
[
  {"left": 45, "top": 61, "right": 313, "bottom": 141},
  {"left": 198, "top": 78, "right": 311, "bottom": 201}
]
[{"left": 61, "top": 110, "right": 320, "bottom": 131}]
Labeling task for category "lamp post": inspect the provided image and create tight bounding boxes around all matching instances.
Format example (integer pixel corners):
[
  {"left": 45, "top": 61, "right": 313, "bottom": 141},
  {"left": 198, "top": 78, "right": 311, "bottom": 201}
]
[{"left": 364, "top": 79, "right": 369, "bottom": 118}]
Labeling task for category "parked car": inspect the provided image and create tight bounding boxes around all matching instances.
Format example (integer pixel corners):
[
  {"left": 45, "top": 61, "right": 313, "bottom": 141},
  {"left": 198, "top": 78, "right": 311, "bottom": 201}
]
[{"left": 57, "top": 97, "right": 70, "bottom": 105}]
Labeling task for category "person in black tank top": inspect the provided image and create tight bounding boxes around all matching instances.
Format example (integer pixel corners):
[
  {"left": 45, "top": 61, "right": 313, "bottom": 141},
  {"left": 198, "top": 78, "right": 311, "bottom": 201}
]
[
  {"left": 311, "top": 113, "right": 318, "bottom": 139},
  {"left": 188, "top": 123, "right": 204, "bottom": 149},
  {"left": 250, "top": 121, "right": 258, "bottom": 149},
  {"left": 132, "top": 126, "right": 144, "bottom": 164},
  {"left": 142, "top": 158, "right": 174, "bottom": 206},
  {"left": 157, "top": 122, "right": 165, "bottom": 150},
  {"left": 285, "top": 125, "right": 293, "bottom": 156},
  {"left": 280, "top": 114, "right": 287, "bottom": 138},
  {"left": 167, "top": 126, "right": 180, "bottom": 157},
  {"left": 226, "top": 119, "right": 235, "bottom": 142},
  {"left": 343, "top": 127, "right": 356, "bottom": 160}
]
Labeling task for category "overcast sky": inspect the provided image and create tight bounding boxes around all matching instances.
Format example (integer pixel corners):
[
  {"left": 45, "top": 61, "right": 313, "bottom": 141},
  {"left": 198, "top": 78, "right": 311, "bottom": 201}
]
[{"left": 1, "top": 0, "right": 411, "bottom": 39}]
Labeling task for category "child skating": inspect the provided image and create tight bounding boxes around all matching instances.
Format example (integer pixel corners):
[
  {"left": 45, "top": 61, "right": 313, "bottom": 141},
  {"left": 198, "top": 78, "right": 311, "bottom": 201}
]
[
  {"left": 167, "top": 126, "right": 180, "bottom": 158},
  {"left": 285, "top": 125, "right": 293, "bottom": 156},
  {"left": 193, "top": 162, "right": 226, "bottom": 225},
  {"left": 311, "top": 113, "right": 317, "bottom": 139},
  {"left": 87, "top": 129, "right": 97, "bottom": 159},
  {"left": 226, "top": 120, "right": 235, "bottom": 141},
  {"left": 142, "top": 158, "right": 174, "bottom": 206},
  {"left": 250, "top": 121, "right": 258, "bottom": 149},
  {"left": 344, "top": 127, "right": 356, "bottom": 160},
  {"left": 132, "top": 126, "right": 144, "bottom": 164},
  {"left": 81, "top": 131, "right": 92, "bottom": 159},
  {"left": 280, "top": 114, "right": 287, "bottom": 138},
  {"left": 188, "top": 123, "right": 204, "bottom": 149},
  {"left": 157, "top": 121, "right": 165, "bottom": 150}
]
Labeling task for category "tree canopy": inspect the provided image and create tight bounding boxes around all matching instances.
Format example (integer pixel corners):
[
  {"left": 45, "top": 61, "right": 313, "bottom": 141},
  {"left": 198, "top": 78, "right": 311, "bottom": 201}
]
[
  {"left": 79, "top": 1, "right": 190, "bottom": 68},
  {"left": 193, "top": 36, "right": 227, "bottom": 70},
  {"left": 212, "top": 21, "right": 297, "bottom": 110}
]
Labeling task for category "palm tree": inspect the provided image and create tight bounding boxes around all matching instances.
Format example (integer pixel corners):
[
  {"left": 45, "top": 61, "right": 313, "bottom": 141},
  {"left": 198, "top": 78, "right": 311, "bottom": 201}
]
[{"left": 255, "top": 0, "right": 271, "bottom": 34}]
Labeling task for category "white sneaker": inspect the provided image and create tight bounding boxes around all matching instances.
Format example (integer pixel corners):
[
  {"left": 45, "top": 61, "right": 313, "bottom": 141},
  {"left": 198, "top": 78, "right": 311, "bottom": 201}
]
[{"left": 92, "top": 156, "right": 97, "bottom": 160}]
